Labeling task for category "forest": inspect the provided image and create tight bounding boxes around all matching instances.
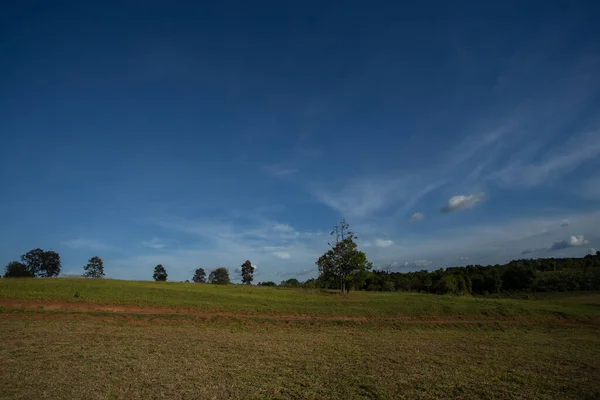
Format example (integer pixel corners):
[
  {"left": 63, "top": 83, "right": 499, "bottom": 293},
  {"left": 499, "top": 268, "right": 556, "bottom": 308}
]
[{"left": 275, "top": 252, "right": 600, "bottom": 295}]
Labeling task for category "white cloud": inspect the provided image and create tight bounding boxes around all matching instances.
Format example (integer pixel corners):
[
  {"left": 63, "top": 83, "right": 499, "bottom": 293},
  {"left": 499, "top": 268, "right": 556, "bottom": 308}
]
[
  {"left": 441, "top": 194, "right": 484, "bottom": 213},
  {"left": 410, "top": 212, "right": 424, "bottom": 222},
  {"left": 560, "top": 219, "right": 570, "bottom": 227},
  {"left": 141, "top": 237, "right": 174, "bottom": 249},
  {"left": 550, "top": 234, "right": 589, "bottom": 250},
  {"left": 569, "top": 235, "right": 588, "bottom": 246},
  {"left": 272, "top": 251, "right": 291, "bottom": 259},
  {"left": 589, "top": 248, "right": 597, "bottom": 255},
  {"left": 309, "top": 176, "right": 447, "bottom": 220},
  {"left": 61, "top": 239, "right": 113, "bottom": 251},
  {"left": 374, "top": 239, "right": 394, "bottom": 248},
  {"left": 110, "top": 209, "right": 600, "bottom": 281},
  {"left": 309, "top": 177, "right": 411, "bottom": 218}
]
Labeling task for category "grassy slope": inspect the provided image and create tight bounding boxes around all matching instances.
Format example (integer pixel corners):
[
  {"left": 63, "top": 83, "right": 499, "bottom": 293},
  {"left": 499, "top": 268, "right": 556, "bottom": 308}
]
[
  {"left": 1, "top": 278, "right": 599, "bottom": 321},
  {"left": 1, "top": 279, "right": 600, "bottom": 399}
]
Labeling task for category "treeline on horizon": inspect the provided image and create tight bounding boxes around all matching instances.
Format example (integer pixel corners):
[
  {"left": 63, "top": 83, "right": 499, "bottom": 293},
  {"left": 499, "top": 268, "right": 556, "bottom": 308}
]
[
  {"left": 269, "top": 253, "right": 600, "bottom": 295},
  {"left": 4, "top": 247, "right": 600, "bottom": 296}
]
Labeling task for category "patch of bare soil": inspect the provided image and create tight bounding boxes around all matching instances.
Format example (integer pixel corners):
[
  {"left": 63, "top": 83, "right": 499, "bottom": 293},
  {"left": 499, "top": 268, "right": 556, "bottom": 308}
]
[{"left": 0, "top": 299, "right": 596, "bottom": 328}]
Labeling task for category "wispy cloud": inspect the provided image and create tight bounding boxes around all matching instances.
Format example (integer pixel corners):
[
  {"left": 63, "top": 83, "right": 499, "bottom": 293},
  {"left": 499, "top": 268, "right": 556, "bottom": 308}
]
[
  {"left": 441, "top": 194, "right": 484, "bottom": 213},
  {"left": 262, "top": 164, "right": 299, "bottom": 177},
  {"left": 410, "top": 212, "right": 424, "bottom": 222},
  {"left": 308, "top": 176, "right": 413, "bottom": 218},
  {"left": 141, "top": 237, "right": 176, "bottom": 249},
  {"left": 308, "top": 175, "right": 448, "bottom": 220},
  {"left": 581, "top": 174, "right": 600, "bottom": 200},
  {"left": 374, "top": 239, "right": 394, "bottom": 248},
  {"left": 272, "top": 251, "right": 291, "bottom": 259},
  {"left": 61, "top": 238, "right": 113, "bottom": 251},
  {"left": 295, "top": 268, "right": 314, "bottom": 277},
  {"left": 491, "top": 129, "right": 600, "bottom": 187},
  {"left": 521, "top": 248, "right": 544, "bottom": 255}
]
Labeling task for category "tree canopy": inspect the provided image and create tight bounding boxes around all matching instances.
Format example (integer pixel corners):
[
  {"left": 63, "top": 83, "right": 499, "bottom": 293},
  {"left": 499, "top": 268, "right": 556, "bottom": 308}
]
[
  {"left": 83, "top": 256, "right": 104, "bottom": 278},
  {"left": 19, "top": 248, "right": 61, "bottom": 278},
  {"left": 192, "top": 268, "right": 206, "bottom": 283},
  {"left": 4, "top": 261, "right": 33, "bottom": 278},
  {"left": 153, "top": 264, "right": 168, "bottom": 282},
  {"left": 209, "top": 267, "right": 230, "bottom": 285},
  {"left": 316, "top": 219, "right": 372, "bottom": 293},
  {"left": 240, "top": 260, "right": 254, "bottom": 285}
]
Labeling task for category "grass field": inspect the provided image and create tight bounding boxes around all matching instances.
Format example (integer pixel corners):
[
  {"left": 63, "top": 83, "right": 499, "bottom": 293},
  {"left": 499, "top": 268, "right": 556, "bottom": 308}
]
[{"left": 1, "top": 279, "right": 600, "bottom": 399}]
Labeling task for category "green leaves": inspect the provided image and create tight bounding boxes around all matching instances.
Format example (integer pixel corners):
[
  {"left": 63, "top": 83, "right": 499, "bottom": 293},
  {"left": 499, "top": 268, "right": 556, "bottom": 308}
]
[
  {"left": 153, "top": 264, "right": 168, "bottom": 282},
  {"left": 83, "top": 256, "right": 105, "bottom": 278},
  {"left": 4, "top": 261, "right": 33, "bottom": 277},
  {"left": 192, "top": 268, "right": 206, "bottom": 283},
  {"left": 209, "top": 267, "right": 230, "bottom": 285},
  {"left": 316, "top": 219, "right": 372, "bottom": 293},
  {"left": 240, "top": 260, "right": 254, "bottom": 285}
]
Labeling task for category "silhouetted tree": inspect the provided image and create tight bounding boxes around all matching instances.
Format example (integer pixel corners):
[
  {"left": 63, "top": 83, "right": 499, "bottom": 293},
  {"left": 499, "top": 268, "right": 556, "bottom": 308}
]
[
  {"left": 4, "top": 261, "right": 33, "bottom": 278},
  {"left": 20, "top": 248, "right": 61, "bottom": 277},
  {"left": 83, "top": 256, "right": 104, "bottom": 278},
  {"left": 192, "top": 268, "right": 206, "bottom": 283},
  {"left": 209, "top": 267, "right": 230, "bottom": 284},
  {"left": 153, "top": 264, "right": 168, "bottom": 282},
  {"left": 240, "top": 260, "right": 254, "bottom": 285}
]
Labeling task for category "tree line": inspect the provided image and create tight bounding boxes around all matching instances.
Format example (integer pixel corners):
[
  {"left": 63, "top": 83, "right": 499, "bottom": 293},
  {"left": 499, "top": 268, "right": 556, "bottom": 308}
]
[
  {"left": 3, "top": 248, "right": 105, "bottom": 279},
  {"left": 154, "top": 260, "right": 255, "bottom": 284},
  {"left": 4, "top": 226, "right": 599, "bottom": 296},
  {"left": 269, "top": 252, "right": 600, "bottom": 294}
]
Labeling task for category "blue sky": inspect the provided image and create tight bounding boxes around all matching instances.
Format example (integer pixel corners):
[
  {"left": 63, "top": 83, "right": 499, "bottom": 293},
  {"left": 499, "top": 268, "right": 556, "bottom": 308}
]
[{"left": 1, "top": 1, "right": 599, "bottom": 282}]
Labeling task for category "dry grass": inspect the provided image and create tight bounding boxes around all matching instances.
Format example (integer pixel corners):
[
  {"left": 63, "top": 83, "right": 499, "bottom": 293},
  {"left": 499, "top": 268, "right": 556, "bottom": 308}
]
[
  {"left": 1, "top": 313, "right": 599, "bottom": 399},
  {"left": 1, "top": 279, "right": 599, "bottom": 399}
]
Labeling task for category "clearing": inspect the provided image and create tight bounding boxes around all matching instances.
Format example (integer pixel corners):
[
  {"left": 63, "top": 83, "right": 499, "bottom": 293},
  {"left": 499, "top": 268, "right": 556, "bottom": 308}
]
[{"left": 1, "top": 278, "right": 599, "bottom": 399}]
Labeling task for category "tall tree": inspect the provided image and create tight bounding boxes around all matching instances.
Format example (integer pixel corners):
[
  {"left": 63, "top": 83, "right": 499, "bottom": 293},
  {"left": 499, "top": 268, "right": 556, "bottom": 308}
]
[
  {"left": 316, "top": 219, "right": 372, "bottom": 293},
  {"left": 83, "top": 256, "right": 105, "bottom": 278},
  {"left": 4, "top": 261, "right": 33, "bottom": 278},
  {"left": 240, "top": 260, "right": 254, "bottom": 285},
  {"left": 20, "top": 248, "right": 61, "bottom": 277},
  {"left": 209, "top": 267, "right": 230, "bottom": 285},
  {"left": 192, "top": 268, "right": 206, "bottom": 283},
  {"left": 153, "top": 264, "right": 168, "bottom": 282}
]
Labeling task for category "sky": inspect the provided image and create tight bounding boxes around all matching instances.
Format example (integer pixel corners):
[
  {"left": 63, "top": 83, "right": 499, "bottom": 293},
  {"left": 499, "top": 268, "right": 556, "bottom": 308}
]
[{"left": 1, "top": 1, "right": 599, "bottom": 282}]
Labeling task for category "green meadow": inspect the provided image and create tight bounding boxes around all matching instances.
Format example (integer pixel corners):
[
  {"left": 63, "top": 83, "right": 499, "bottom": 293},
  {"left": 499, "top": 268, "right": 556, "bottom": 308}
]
[{"left": 1, "top": 278, "right": 599, "bottom": 399}]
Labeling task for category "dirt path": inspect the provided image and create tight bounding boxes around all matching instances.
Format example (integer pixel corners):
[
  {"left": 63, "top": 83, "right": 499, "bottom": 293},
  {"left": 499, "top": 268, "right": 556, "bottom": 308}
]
[{"left": 1, "top": 298, "right": 597, "bottom": 328}]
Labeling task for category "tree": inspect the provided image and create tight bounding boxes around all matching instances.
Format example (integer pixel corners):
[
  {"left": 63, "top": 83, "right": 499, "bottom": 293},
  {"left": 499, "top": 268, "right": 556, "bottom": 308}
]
[
  {"left": 4, "top": 261, "right": 33, "bottom": 278},
  {"left": 209, "top": 267, "right": 230, "bottom": 284},
  {"left": 153, "top": 264, "right": 168, "bottom": 282},
  {"left": 20, "top": 248, "right": 61, "bottom": 277},
  {"left": 280, "top": 278, "right": 300, "bottom": 288},
  {"left": 192, "top": 268, "right": 206, "bottom": 283},
  {"left": 315, "top": 219, "right": 372, "bottom": 294},
  {"left": 83, "top": 256, "right": 104, "bottom": 278},
  {"left": 240, "top": 260, "right": 254, "bottom": 285}
]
